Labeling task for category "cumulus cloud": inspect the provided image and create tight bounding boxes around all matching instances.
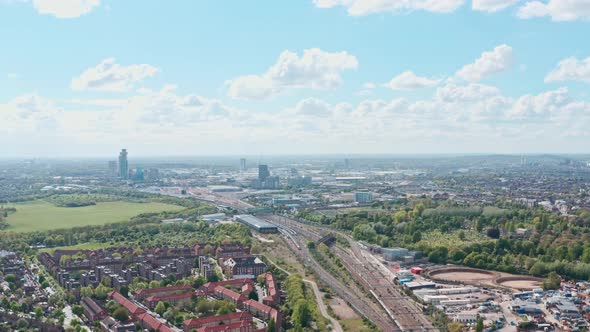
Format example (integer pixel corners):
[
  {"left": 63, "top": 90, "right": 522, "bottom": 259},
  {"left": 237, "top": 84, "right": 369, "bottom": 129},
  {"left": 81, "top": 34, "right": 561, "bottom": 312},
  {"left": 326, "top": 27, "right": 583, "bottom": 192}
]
[
  {"left": 472, "top": 0, "right": 520, "bottom": 12},
  {"left": 33, "top": 0, "right": 99, "bottom": 18},
  {"left": 291, "top": 98, "right": 333, "bottom": 117},
  {"left": 71, "top": 58, "right": 159, "bottom": 92},
  {"left": 436, "top": 83, "right": 501, "bottom": 102},
  {"left": 508, "top": 87, "right": 571, "bottom": 118},
  {"left": 226, "top": 48, "right": 358, "bottom": 100},
  {"left": 456, "top": 44, "right": 513, "bottom": 82},
  {"left": 127, "top": 85, "right": 234, "bottom": 124},
  {"left": 0, "top": 94, "right": 61, "bottom": 132},
  {"left": 384, "top": 71, "right": 440, "bottom": 90},
  {"left": 545, "top": 56, "right": 590, "bottom": 83},
  {"left": 312, "top": 0, "right": 465, "bottom": 15},
  {"left": 517, "top": 0, "right": 590, "bottom": 21}
]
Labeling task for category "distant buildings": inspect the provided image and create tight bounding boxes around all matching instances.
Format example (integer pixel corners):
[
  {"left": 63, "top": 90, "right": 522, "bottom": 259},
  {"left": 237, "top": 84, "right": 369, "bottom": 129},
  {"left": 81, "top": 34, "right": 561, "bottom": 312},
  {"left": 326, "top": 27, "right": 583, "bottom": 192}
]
[
  {"left": 118, "top": 149, "right": 129, "bottom": 179},
  {"left": 252, "top": 164, "right": 280, "bottom": 189},
  {"left": 240, "top": 158, "right": 247, "bottom": 171},
  {"left": 354, "top": 191, "right": 374, "bottom": 203},
  {"left": 288, "top": 176, "right": 312, "bottom": 187},
  {"left": 234, "top": 215, "right": 278, "bottom": 234},
  {"left": 258, "top": 165, "right": 270, "bottom": 180},
  {"left": 108, "top": 160, "right": 117, "bottom": 176}
]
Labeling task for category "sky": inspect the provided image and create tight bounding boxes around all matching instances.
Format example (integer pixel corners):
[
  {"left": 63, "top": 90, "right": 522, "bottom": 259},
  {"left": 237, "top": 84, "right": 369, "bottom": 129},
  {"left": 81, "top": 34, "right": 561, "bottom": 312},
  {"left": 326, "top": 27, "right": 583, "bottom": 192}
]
[{"left": 1, "top": 0, "right": 590, "bottom": 157}]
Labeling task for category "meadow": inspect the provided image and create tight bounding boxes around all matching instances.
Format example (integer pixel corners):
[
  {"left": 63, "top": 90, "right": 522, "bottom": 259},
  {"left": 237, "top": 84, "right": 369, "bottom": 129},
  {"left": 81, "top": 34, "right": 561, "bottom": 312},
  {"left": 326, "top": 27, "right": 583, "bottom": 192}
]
[{"left": 3, "top": 200, "right": 184, "bottom": 232}]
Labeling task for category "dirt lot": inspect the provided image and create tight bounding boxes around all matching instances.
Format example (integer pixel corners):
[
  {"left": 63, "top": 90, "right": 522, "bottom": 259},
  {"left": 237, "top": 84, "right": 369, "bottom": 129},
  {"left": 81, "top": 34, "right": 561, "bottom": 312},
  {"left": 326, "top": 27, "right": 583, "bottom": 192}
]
[
  {"left": 433, "top": 270, "right": 496, "bottom": 283},
  {"left": 428, "top": 266, "right": 543, "bottom": 292},
  {"left": 329, "top": 297, "right": 359, "bottom": 320},
  {"left": 497, "top": 279, "right": 542, "bottom": 290}
]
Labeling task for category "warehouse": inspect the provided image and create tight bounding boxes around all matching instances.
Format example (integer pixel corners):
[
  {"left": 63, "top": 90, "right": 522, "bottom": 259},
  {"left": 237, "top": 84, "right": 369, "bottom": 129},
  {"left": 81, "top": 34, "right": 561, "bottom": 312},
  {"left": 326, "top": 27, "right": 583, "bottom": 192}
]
[{"left": 233, "top": 215, "right": 278, "bottom": 234}]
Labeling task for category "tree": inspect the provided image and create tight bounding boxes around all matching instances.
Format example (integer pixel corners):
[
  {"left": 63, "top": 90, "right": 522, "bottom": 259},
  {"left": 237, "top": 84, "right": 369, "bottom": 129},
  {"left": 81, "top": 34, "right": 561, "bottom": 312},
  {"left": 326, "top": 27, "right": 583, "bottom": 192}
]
[
  {"left": 486, "top": 228, "right": 500, "bottom": 239},
  {"left": 113, "top": 307, "right": 130, "bottom": 322},
  {"left": 72, "top": 305, "right": 84, "bottom": 317},
  {"left": 292, "top": 299, "right": 311, "bottom": 329},
  {"left": 475, "top": 317, "right": 484, "bottom": 332},
  {"left": 119, "top": 286, "right": 129, "bottom": 297},
  {"left": 543, "top": 272, "right": 561, "bottom": 290},
  {"left": 448, "top": 322, "right": 463, "bottom": 332},
  {"left": 248, "top": 290, "right": 259, "bottom": 301},
  {"left": 149, "top": 280, "right": 161, "bottom": 288},
  {"left": 216, "top": 302, "right": 236, "bottom": 315},
  {"left": 35, "top": 306, "right": 44, "bottom": 319},
  {"left": 16, "top": 318, "right": 28, "bottom": 330},
  {"left": 80, "top": 286, "right": 93, "bottom": 298},
  {"left": 458, "top": 230, "right": 466, "bottom": 241},
  {"left": 267, "top": 318, "right": 276, "bottom": 332},
  {"left": 154, "top": 301, "right": 166, "bottom": 316},
  {"left": 412, "top": 231, "right": 422, "bottom": 243}
]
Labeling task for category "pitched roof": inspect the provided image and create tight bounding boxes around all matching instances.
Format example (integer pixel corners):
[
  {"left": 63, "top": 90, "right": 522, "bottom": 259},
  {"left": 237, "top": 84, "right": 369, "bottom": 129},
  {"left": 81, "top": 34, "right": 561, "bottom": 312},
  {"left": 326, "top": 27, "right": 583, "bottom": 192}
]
[
  {"left": 183, "top": 312, "right": 252, "bottom": 328},
  {"left": 81, "top": 297, "right": 105, "bottom": 316},
  {"left": 109, "top": 291, "right": 145, "bottom": 316},
  {"left": 214, "top": 286, "right": 245, "bottom": 301}
]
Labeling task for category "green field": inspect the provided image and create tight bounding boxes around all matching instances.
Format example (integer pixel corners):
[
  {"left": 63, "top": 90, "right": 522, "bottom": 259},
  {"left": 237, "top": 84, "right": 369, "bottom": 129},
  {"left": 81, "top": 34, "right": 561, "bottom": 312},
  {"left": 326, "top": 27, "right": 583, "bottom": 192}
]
[{"left": 3, "top": 200, "right": 184, "bottom": 232}]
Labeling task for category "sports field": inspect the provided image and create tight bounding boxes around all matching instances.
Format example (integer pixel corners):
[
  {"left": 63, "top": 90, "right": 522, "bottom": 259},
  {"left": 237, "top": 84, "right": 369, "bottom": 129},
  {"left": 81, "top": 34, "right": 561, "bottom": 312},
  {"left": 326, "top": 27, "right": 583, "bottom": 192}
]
[{"left": 3, "top": 200, "right": 184, "bottom": 232}]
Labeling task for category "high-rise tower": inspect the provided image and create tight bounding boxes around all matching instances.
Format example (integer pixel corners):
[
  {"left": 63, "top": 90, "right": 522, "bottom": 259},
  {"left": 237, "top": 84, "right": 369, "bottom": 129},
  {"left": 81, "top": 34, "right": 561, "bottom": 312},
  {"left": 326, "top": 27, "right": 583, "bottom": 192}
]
[{"left": 118, "top": 149, "right": 129, "bottom": 179}]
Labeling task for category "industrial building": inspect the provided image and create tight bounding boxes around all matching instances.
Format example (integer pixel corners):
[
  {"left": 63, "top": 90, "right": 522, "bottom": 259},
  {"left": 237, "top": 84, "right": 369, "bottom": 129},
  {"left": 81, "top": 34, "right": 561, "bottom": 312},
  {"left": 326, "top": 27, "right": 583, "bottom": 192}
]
[
  {"left": 354, "top": 191, "right": 374, "bottom": 203},
  {"left": 233, "top": 215, "right": 278, "bottom": 233}
]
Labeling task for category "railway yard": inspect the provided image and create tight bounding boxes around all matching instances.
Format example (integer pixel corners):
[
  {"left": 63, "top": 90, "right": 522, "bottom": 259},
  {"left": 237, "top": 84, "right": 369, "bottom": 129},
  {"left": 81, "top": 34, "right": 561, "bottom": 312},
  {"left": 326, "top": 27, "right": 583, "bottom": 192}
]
[{"left": 261, "top": 214, "right": 439, "bottom": 332}]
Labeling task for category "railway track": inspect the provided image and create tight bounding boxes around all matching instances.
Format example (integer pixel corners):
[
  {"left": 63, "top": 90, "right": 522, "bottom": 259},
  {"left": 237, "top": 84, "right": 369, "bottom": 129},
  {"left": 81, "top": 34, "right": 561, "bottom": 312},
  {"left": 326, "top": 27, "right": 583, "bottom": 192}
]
[
  {"left": 264, "top": 214, "right": 440, "bottom": 332},
  {"left": 264, "top": 215, "right": 399, "bottom": 332}
]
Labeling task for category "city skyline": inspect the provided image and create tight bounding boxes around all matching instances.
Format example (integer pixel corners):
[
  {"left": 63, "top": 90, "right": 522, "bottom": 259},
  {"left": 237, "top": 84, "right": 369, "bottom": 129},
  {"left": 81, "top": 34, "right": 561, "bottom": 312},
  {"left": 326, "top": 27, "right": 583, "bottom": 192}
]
[{"left": 1, "top": 0, "right": 590, "bottom": 157}]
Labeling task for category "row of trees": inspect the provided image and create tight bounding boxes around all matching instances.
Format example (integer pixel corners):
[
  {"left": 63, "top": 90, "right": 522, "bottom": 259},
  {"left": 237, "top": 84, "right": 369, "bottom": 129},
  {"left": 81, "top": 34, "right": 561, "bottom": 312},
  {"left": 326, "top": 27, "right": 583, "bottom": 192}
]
[{"left": 298, "top": 200, "right": 590, "bottom": 280}]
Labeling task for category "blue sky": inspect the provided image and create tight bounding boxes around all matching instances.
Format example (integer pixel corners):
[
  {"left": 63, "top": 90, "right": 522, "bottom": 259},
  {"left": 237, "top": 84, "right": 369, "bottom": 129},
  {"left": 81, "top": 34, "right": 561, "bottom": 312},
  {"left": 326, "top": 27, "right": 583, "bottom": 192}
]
[{"left": 1, "top": 0, "right": 589, "bottom": 157}]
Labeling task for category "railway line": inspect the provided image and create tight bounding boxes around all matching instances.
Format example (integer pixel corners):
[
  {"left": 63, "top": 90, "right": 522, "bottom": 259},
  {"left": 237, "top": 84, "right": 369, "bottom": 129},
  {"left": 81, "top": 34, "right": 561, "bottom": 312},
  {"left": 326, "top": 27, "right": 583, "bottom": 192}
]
[
  {"left": 264, "top": 215, "right": 399, "bottom": 332},
  {"left": 264, "top": 214, "right": 440, "bottom": 332},
  {"left": 199, "top": 194, "right": 438, "bottom": 331}
]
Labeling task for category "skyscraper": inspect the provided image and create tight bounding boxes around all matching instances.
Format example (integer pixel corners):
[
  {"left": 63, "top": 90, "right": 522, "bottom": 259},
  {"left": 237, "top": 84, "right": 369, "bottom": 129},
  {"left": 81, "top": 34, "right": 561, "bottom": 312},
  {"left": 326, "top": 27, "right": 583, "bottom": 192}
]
[
  {"left": 108, "top": 160, "right": 117, "bottom": 176},
  {"left": 118, "top": 149, "right": 128, "bottom": 179},
  {"left": 258, "top": 165, "right": 270, "bottom": 181},
  {"left": 240, "top": 158, "right": 247, "bottom": 171}
]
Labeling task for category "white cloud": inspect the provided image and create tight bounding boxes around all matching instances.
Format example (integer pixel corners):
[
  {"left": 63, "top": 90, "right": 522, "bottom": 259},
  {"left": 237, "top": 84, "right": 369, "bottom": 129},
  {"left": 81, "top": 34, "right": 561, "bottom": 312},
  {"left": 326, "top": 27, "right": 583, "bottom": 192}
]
[
  {"left": 0, "top": 94, "right": 61, "bottom": 132},
  {"left": 545, "top": 56, "right": 590, "bottom": 83},
  {"left": 456, "top": 44, "right": 513, "bottom": 82},
  {"left": 517, "top": 0, "right": 590, "bottom": 21},
  {"left": 291, "top": 98, "right": 333, "bottom": 117},
  {"left": 312, "top": 0, "right": 465, "bottom": 16},
  {"left": 71, "top": 58, "right": 159, "bottom": 92},
  {"left": 33, "top": 0, "right": 99, "bottom": 18},
  {"left": 227, "top": 48, "right": 358, "bottom": 100},
  {"left": 508, "top": 87, "right": 571, "bottom": 118},
  {"left": 436, "top": 83, "right": 501, "bottom": 102},
  {"left": 384, "top": 71, "right": 440, "bottom": 90},
  {"left": 472, "top": 0, "right": 520, "bottom": 12}
]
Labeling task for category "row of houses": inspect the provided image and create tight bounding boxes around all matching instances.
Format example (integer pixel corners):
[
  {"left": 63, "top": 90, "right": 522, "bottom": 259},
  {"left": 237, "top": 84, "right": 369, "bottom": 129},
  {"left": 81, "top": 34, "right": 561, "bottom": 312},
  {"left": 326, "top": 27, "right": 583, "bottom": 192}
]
[
  {"left": 191, "top": 278, "right": 282, "bottom": 331},
  {"left": 108, "top": 291, "right": 176, "bottom": 332}
]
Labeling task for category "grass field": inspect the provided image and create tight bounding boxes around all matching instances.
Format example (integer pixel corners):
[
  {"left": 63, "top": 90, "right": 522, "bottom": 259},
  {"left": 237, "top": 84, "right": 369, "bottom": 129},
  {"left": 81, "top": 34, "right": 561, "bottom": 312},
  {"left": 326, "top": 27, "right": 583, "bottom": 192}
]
[{"left": 3, "top": 200, "right": 184, "bottom": 232}]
